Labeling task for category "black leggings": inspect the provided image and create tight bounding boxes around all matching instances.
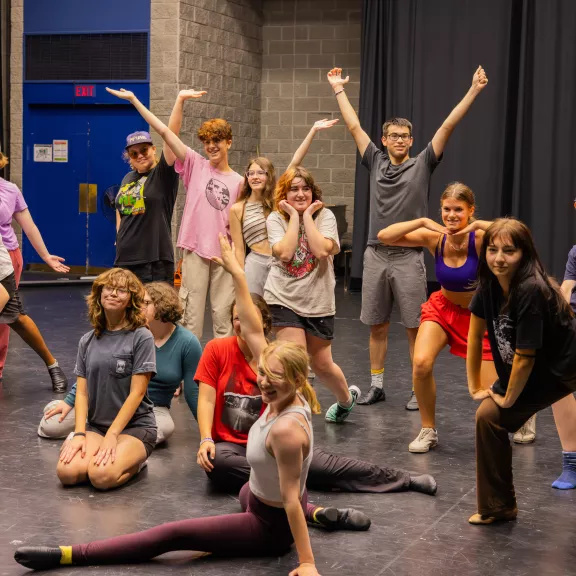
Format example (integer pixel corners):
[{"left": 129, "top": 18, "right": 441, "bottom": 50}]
[
  {"left": 72, "top": 484, "right": 310, "bottom": 565},
  {"left": 207, "top": 443, "right": 411, "bottom": 493}
]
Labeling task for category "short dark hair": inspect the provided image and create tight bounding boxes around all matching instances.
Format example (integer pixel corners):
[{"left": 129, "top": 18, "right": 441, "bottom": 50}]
[
  {"left": 230, "top": 293, "right": 272, "bottom": 337},
  {"left": 145, "top": 282, "right": 183, "bottom": 324},
  {"left": 382, "top": 118, "right": 412, "bottom": 137}
]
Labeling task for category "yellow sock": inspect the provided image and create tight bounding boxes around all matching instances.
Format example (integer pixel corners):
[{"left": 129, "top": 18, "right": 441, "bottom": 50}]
[
  {"left": 370, "top": 368, "right": 384, "bottom": 375},
  {"left": 59, "top": 546, "right": 72, "bottom": 565}
]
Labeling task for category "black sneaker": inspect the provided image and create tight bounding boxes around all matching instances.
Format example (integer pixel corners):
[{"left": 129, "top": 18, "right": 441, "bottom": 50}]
[
  {"left": 48, "top": 366, "right": 68, "bottom": 393},
  {"left": 313, "top": 507, "right": 371, "bottom": 531},
  {"left": 15, "top": 546, "right": 62, "bottom": 570},
  {"left": 357, "top": 386, "right": 385, "bottom": 405}
]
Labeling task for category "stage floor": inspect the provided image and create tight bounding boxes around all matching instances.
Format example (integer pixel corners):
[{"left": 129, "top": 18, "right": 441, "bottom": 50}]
[{"left": 1, "top": 284, "right": 574, "bottom": 575}]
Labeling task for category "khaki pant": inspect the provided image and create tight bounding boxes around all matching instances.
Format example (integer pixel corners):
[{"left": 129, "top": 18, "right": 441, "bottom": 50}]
[{"left": 179, "top": 250, "right": 234, "bottom": 340}]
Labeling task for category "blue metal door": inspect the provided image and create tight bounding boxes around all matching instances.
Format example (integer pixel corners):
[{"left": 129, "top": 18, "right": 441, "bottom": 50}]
[{"left": 23, "top": 104, "right": 147, "bottom": 271}]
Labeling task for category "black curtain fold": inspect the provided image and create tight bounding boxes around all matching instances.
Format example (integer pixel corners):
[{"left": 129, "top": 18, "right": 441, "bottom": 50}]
[{"left": 351, "top": 0, "right": 576, "bottom": 288}]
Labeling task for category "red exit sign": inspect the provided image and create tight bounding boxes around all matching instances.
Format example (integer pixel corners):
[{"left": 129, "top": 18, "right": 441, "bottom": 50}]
[{"left": 75, "top": 85, "right": 95, "bottom": 97}]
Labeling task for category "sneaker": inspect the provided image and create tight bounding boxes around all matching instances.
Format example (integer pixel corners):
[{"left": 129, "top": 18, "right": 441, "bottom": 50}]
[
  {"left": 138, "top": 460, "right": 148, "bottom": 473},
  {"left": 409, "top": 428, "right": 438, "bottom": 453},
  {"left": 308, "top": 367, "right": 316, "bottom": 380},
  {"left": 405, "top": 391, "right": 419, "bottom": 411},
  {"left": 325, "top": 385, "right": 360, "bottom": 423},
  {"left": 357, "top": 386, "right": 386, "bottom": 405},
  {"left": 513, "top": 414, "right": 536, "bottom": 444},
  {"left": 48, "top": 365, "right": 68, "bottom": 393},
  {"left": 312, "top": 507, "right": 371, "bottom": 531}
]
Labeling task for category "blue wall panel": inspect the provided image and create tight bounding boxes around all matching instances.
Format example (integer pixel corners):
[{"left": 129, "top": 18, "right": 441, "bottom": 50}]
[{"left": 24, "top": 0, "right": 150, "bottom": 34}]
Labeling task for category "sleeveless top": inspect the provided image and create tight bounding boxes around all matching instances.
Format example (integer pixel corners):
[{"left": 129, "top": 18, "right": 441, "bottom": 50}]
[
  {"left": 242, "top": 202, "right": 268, "bottom": 247},
  {"left": 246, "top": 394, "right": 313, "bottom": 502},
  {"left": 434, "top": 230, "right": 478, "bottom": 292}
]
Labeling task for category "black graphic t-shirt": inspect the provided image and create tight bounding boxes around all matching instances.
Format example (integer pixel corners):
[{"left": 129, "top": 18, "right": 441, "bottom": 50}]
[
  {"left": 470, "top": 278, "right": 576, "bottom": 391},
  {"left": 115, "top": 153, "right": 179, "bottom": 266}
]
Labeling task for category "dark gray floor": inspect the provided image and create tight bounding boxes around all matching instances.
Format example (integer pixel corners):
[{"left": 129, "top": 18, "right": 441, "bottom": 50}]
[{"left": 1, "top": 284, "right": 575, "bottom": 575}]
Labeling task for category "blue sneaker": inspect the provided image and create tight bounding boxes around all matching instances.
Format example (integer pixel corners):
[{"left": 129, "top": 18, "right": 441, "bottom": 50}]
[{"left": 325, "top": 385, "right": 360, "bottom": 423}]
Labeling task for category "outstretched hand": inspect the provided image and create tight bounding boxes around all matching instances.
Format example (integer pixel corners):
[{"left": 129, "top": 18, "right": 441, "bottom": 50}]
[
  {"left": 312, "top": 118, "right": 339, "bottom": 132},
  {"left": 105, "top": 87, "right": 136, "bottom": 101},
  {"left": 178, "top": 89, "right": 207, "bottom": 100},
  {"left": 211, "top": 234, "right": 244, "bottom": 276},
  {"left": 471, "top": 65, "right": 488, "bottom": 93},
  {"left": 45, "top": 255, "right": 70, "bottom": 273},
  {"left": 327, "top": 67, "right": 349, "bottom": 90}
]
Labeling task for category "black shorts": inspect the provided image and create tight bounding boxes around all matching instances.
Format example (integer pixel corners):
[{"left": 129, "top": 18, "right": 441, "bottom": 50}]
[
  {"left": 87, "top": 423, "right": 157, "bottom": 458},
  {"left": 269, "top": 304, "right": 335, "bottom": 340},
  {"left": 0, "top": 272, "right": 25, "bottom": 324},
  {"left": 119, "top": 260, "right": 175, "bottom": 285}
]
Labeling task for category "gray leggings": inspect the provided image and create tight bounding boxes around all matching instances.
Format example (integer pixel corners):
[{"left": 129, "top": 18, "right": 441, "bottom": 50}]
[{"left": 38, "top": 402, "right": 175, "bottom": 445}]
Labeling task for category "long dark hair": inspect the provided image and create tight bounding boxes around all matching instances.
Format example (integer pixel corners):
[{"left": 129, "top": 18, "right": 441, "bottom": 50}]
[{"left": 477, "top": 218, "right": 573, "bottom": 320}]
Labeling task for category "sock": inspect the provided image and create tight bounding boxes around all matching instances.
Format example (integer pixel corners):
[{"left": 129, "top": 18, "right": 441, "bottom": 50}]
[
  {"left": 552, "top": 451, "right": 576, "bottom": 490},
  {"left": 339, "top": 393, "right": 354, "bottom": 409},
  {"left": 60, "top": 546, "right": 73, "bottom": 565},
  {"left": 370, "top": 368, "right": 384, "bottom": 390},
  {"left": 47, "top": 360, "right": 59, "bottom": 369}
]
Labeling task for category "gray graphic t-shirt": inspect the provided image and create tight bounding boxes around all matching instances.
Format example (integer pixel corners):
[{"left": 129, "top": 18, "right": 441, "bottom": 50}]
[{"left": 74, "top": 326, "right": 157, "bottom": 430}]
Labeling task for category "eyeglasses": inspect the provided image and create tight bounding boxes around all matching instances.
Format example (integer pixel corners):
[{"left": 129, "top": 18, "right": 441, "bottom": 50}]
[
  {"left": 102, "top": 285, "right": 129, "bottom": 297},
  {"left": 128, "top": 146, "right": 151, "bottom": 159},
  {"left": 386, "top": 133, "right": 411, "bottom": 142},
  {"left": 246, "top": 170, "right": 267, "bottom": 178}
]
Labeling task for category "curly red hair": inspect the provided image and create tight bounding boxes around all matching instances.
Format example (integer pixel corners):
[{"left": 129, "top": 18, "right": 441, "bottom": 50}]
[{"left": 197, "top": 119, "right": 233, "bottom": 142}]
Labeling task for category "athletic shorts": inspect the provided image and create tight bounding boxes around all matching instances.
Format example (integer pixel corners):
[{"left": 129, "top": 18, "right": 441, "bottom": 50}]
[
  {"left": 421, "top": 291, "right": 492, "bottom": 361},
  {"left": 87, "top": 423, "right": 157, "bottom": 458},
  {"left": 360, "top": 245, "right": 427, "bottom": 328},
  {"left": 0, "top": 272, "right": 25, "bottom": 324},
  {"left": 269, "top": 304, "right": 334, "bottom": 340},
  {"left": 118, "top": 260, "right": 175, "bottom": 285}
]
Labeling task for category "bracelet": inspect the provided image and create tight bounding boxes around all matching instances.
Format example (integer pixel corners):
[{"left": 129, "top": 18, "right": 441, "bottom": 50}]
[
  {"left": 200, "top": 437, "right": 214, "bottom": 446},
  {"left": 515, "top": 351, "right": 536, "bottom": 358},
  {"left": 334, "top": 88, "right": 345, "bottom": 96},
  {"left": 73, "top": 432, "right": 86, "bottom": 438}
]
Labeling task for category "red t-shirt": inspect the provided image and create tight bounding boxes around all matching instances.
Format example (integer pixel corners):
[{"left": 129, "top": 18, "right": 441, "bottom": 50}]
[{"left": 194, "top": 336, "right": 264, "bottom": 445}]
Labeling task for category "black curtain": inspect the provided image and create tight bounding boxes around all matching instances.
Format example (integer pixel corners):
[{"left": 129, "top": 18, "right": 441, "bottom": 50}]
[{"left": 351, "top": 0, "right": 576, "bottom": 288}]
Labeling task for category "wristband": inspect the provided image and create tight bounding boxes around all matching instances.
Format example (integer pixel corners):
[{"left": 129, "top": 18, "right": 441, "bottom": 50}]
[
  {"left": 515, "top": 351, "right": 536, "bottom": 358},
  {"left": 200, "top": 437, "right": 214, "bottom": 446},
  {"left": 73, "top": 432, "right": 86, "bottom": 438},
  {"left": 334, "top": 88, "right": 345, "bottom": 96}
]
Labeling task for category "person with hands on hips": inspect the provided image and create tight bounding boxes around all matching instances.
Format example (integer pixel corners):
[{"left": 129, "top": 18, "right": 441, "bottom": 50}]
[
  {"left": 56, "top": 268, "right": 156, "bottom": 491},
  {"left": 467, "top": 218, "right": 576, "bottom": 524}
]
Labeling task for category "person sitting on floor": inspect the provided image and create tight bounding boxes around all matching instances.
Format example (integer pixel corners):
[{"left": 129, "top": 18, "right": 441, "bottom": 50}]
[
  {"left": 56, "top": 269, "right": 156, "bottom": 490},
  {"left": 39, "top": 282, "right": 201, "bottom": 446}
]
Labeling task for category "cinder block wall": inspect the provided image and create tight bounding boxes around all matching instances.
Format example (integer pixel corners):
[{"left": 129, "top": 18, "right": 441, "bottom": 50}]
[
  {"left": 260, "top": 0, "right": 361, "bottom": 241},
  {"left": 150, "top": 0, "right": 263, "bottom": 252}
]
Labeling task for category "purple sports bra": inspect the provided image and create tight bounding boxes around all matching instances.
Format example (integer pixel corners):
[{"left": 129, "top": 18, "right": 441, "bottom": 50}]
[{"left": 434, "top": 231, "right": 478, "bottom": 292}]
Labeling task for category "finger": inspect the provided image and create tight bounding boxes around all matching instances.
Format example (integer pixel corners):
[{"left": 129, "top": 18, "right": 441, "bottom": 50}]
[
  {"left": 209, "top": 445, "right": 215, "bottom": 459},
  {"left": 45, "top": 409, "right": 57, "bottom": 419},
  {"left": 58, "top": 415, "right": 65, "bottom": 423},
  {"left": 110, "top": 448, "right": 116, "bottom": 464}
]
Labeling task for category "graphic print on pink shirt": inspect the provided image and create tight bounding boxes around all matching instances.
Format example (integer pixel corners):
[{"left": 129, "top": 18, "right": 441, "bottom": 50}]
[
  {"left": 280, "top": 224, "right": 318, "bottom": 279},
  {"left": 205, "top": 178, "right": 230, "bottom": 211}
]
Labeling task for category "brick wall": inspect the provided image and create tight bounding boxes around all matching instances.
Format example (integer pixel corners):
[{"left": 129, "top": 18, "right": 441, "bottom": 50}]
[
  {"left": 260, "top": 0, "right": 361, "bottom": 241},
  {"left": 151, "top": 0, "right": 263, "bottom": 251}
]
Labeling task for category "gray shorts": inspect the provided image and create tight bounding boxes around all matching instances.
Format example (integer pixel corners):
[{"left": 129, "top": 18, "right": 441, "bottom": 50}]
[
  {"left": 245, "top": 251, "right": 272, "bottom": 297},
  {"left": 360, "top": 245, "right": 427, "bottom": 328}
]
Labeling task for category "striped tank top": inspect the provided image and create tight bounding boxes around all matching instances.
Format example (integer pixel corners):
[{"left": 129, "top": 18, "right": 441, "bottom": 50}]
[{"left": 243, "top": 202, "right": 268, "bottom": 247}]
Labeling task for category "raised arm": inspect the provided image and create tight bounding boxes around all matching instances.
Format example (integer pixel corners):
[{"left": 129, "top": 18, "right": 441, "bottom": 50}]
[
  {"left": 106, "top": 88, "right": 204, "bottom": 163},
  {"left": 377, "top": 217, "right": 445, "bottom": 253},
  {"left": 287, "top": 119, "right": 339, "bottom": 170},
  {"left": 212, "top": 234, "right": 268, "bottom": 360},
  {"left": 164, "top": 89, "right": 208, "bottom": 167},
  {"left": 327, "top": 67, "right": 371, "bottom": 157},
  {"left": 431, "top": 66, "right": 488, "bottom": 159},
  {"left": 271, "top": 203, "right": 300, "bottom": 263},
  {"left": 13, "top": 209, "right": 70, "bottom": 273}
]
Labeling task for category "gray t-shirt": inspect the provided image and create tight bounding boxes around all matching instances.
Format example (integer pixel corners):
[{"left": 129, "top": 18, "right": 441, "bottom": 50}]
[
  {"left": 264, "top": 208, "right": 340, "bottom": 317},
  {"left": 74, "top": 326, "right": 157, "bottom": 430},
  {"left": 361, "top": 141, "right": 442, "bottom": 245}
]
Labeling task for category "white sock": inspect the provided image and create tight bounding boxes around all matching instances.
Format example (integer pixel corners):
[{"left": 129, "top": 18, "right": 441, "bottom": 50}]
[
  {"left": 339, "top": 394, "right": 354, "bottom": 409},
  {"left": 47, "top": 360, "right": 59, "bottom": 369},
  {"left": 371, "top": 369, "right": 384, "bottom": 389}
]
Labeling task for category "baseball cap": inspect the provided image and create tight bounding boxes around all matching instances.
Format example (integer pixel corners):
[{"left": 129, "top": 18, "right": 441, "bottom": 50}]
[{"left": 125, "top": 131, "right": 153, "bottom": 150}]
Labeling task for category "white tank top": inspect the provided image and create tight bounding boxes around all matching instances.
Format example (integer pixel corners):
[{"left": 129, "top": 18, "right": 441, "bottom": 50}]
[{"left": 246, "top": 394, "right": 313, "bottom": 502}]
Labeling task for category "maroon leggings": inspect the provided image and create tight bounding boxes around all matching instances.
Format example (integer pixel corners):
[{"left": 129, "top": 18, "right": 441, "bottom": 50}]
[{"left": 72, "top": 484, "right": 314, "bottom": 565}]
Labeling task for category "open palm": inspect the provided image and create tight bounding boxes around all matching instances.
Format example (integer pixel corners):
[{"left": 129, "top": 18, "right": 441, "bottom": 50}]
[
  {"left": 179, "top": 89, "right": 207, "bottom": 100},
  {"left": 313, "top": 118, "right": 339, "bottom": 132},
  {"left": 105, "top": 87, "right": 135, "bottom": 101}
]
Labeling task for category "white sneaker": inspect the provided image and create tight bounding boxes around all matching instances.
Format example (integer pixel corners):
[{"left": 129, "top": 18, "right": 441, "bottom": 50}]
[
  {"left": 409, "top": 428, "right": 438, "bottom": 453},
  {"left": 513, "top": 414, "right": 537, "bottom": 444}
]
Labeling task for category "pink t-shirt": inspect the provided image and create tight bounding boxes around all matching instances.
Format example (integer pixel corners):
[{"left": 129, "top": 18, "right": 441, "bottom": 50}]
[
  {"left": 175, "top": 148, "right": 243, "bottom": 259},
  {"left": 0, "top": 178, "right": 28, "bottom": 251}
]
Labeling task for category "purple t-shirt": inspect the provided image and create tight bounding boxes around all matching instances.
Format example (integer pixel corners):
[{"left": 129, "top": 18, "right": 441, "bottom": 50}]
[
  {"left": 563, "top": 245, "right": 576, "bottom": 313},
  {"left": 0, "top": 178, "right": 28, "bottom": 250},
  {"left": 175, "top": 148, "right": 242, "bottom": 259}
]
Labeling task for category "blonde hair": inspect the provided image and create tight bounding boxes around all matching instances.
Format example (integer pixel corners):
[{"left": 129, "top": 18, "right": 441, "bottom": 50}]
[
  {"left": 86, "top": 268, "right": 147, "bottom": 338},
  {"left": 260, "top": 340, "right": 321, "bottom": 414},
  {"left": 0, "top": 152, "right": 8, "bottom": 170}
]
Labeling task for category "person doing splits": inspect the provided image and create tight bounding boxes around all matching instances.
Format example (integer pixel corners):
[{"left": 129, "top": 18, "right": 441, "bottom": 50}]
[
  {"left": 467, "top": 219, "right": 576, "bottom": 524},
  {"left": 378, "top": 182, "right": 497, "bottom": 453},
  {"left": 56, "top": 269, "right": 157, "bottom": 491}
]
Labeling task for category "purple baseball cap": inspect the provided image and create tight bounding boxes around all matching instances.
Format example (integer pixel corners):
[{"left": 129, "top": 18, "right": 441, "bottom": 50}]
[{"left": 125, "top": 131, "right": 153, "bottom": 150}]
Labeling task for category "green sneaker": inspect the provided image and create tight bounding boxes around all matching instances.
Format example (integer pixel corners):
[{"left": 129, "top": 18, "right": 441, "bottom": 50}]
[{"left": 325, "top": 386, "right": 360, "bottom": 423}]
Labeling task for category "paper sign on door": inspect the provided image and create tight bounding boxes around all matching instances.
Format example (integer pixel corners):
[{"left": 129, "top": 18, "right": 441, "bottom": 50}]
[{"left": 53, "top": 140, "right": 69, "bottom": 163}]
